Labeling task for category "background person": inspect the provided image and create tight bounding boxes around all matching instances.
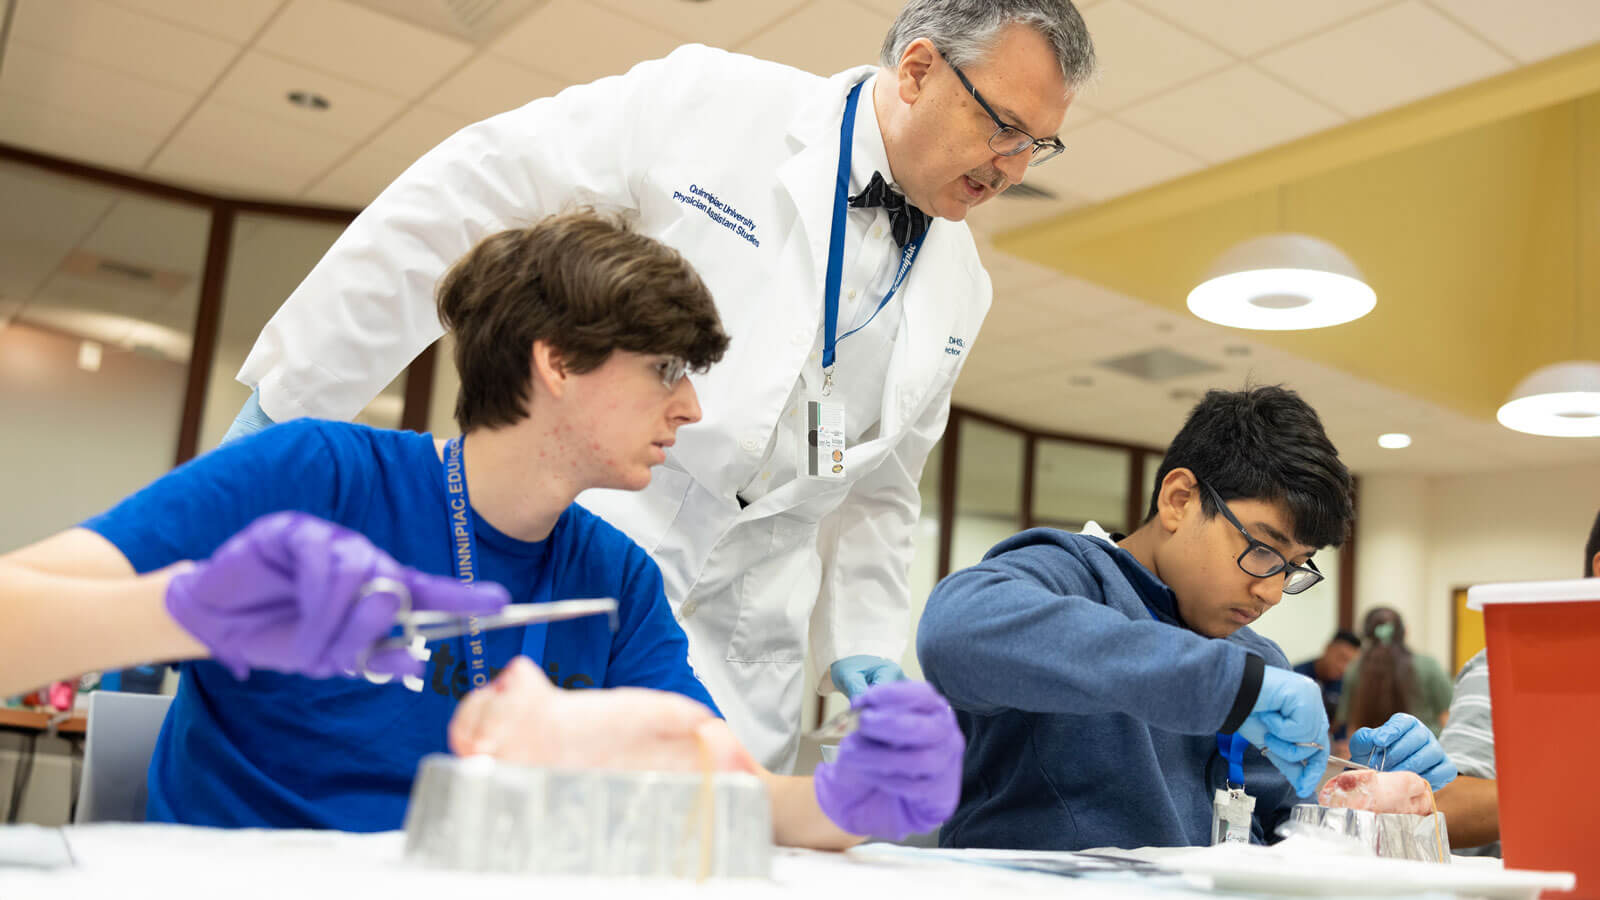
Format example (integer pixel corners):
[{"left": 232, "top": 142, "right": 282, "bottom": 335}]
[
  {"left": 1293, "top": 629, "right": 1359, "bottom": 732},
  {"left": 1336, "top": 607, "right": 1454, "bottom": 744}
]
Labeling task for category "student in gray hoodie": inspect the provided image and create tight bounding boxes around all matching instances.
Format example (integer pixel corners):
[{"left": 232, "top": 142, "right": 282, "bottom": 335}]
[{"left": 919, "top": 385, "right": 1455, "bottom": 850}]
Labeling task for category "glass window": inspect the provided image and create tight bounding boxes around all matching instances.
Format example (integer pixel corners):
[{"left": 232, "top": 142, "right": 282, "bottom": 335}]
[
  {"left": 1032, "top": 439, "right": 1131, "bottom": 535},
  {"left": 0, "top": 160, "right": 208, "bottom": 548},
  {"left": 949, "top": 418, "right": 1024, "bottom": 572},
  {"left": 197, "top": 213, "right": 405, "bottom": 450}
]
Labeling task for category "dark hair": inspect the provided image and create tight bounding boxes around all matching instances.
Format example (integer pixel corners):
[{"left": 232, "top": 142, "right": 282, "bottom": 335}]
[
  {"left": 1586, "top": 507, "right": 1600, "bottom": 577},
  {"left": 1347, "top": 607, "right": 1415, "bottom": 733},
  {"left": 1332, "top": 629, "right": 1360, "bottom": 649},
  {"left": 1145, "top": 385, "right": 1354, "bottom": 548},
  {"left": 436, "top": 209, "right": 730, "bottom": 431}
]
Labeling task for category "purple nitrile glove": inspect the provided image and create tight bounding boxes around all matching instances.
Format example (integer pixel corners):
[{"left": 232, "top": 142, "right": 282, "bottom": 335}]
[
  {"left": 813, "top": 680, "right": 966, "bottom": 840},
  {"left": 165, "top": 511, "right": 510, "bottom": 681}
]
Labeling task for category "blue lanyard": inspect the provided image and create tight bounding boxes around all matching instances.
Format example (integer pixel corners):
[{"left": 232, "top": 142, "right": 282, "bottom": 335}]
[
  {"left": 442, "top": 436, "right": 491, "bottom": 691},
  {"left": 1141, "top": 600, "right": 1249, "bottom": 787},
  {"left": 821, "top": 79, "right": 927, "bottom": 388}
]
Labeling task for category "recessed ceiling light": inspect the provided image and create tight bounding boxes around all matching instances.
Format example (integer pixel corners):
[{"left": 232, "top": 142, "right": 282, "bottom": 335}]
[
  {"left": 1377, "top": 433, "right": 1411, "bottom": 449},
  {"left": 78, "top": 340, "right": 103, "bottom": 373},
  {"left": 287, "top": 90, "right": 330, "bottom": 111}
]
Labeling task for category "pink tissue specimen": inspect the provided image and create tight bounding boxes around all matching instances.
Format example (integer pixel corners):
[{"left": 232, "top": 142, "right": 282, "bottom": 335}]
[{"left": 1318, "top": 770, "right": 1432, "bottom": 815}]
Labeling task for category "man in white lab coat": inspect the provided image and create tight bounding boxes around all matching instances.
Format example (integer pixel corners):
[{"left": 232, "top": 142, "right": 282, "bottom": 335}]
[{"left": 227, "top": 0, "right": 1096, "bottom": 771}]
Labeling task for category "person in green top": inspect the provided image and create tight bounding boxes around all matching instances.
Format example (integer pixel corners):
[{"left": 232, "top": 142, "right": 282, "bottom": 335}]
[{"left": 1335, "top": 607, "right": 1453, "bottom": 743}]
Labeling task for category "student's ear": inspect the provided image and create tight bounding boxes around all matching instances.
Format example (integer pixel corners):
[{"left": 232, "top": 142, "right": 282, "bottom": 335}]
[
  {"left": 897, "top": 38, "right": 936, "bottom": 104},
  {"left": 530, "top": 341, "right": 570, "bottom": 398},
  {"left": 1156, "top": 468, "right": 1202, "bottom": 535}
]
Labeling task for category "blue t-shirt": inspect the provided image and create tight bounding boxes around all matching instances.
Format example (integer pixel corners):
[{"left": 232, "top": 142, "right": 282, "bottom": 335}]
[{"left": 83, "top": 419, "right": 717, "bottom": 832}]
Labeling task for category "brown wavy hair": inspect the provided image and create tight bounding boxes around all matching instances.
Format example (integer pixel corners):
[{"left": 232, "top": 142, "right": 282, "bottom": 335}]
[
  {"left": 1345, "top": 606, "right": 1418, "bottom": 733},
  {"left": 436, "top": 209, "right": 729, "bottom": 431}
]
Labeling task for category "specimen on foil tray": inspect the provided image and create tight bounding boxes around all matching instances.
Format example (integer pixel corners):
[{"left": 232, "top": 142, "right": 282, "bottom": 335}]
[{"left": 1318, "top": 769, "right": 1433, "bottom": 815}]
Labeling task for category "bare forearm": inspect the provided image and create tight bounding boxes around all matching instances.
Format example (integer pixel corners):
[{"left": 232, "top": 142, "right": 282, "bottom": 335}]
[
  {"left": 0, "top": 561, "right": 206, "bottom": 695},
  {"left": 1434, "top": 775, "right": 1498, "bottom": 848},
  {"left": 760, "top": 772, "right": 862, "bottom": 851}
]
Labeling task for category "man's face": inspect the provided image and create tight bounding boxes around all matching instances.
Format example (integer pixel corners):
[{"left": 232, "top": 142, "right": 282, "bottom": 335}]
[
  {"left": 561, "top": 351, "right": 702, "bottom": 492},
  {"left": 1163, "top": 494, "right": 1320, "bottom": 639},
  {"left": 894, "top": 26, "right": 1071, "bottom": 222},
  {"left": 1323, "top": 641, "right": 1358, "bottom": 679}
]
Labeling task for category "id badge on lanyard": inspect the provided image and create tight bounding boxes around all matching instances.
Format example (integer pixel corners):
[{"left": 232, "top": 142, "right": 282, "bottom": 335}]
[
  {"left": 806, "top": 78, "right": 924, "bottom": 481},
  {"left": 1211, "top": 732, "right": 1255, "bottom": 845}
]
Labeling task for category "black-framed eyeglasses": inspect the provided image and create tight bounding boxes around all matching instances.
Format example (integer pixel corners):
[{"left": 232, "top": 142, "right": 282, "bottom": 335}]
[
  {"left": 1198, "top": 480, "right": 1324, "bottom": 595},
  {"left": 654, "top": 356, "right": 690, "bottom": 390},
  {"left": 945, "top": 56, "right": 1065, "bottom": 166}
]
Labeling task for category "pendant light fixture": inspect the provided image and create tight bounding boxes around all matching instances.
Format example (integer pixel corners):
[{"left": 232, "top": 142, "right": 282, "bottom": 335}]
[
  {"left": 1187, "top": 186, "right": 1375, "bottom": 330},
  {"left": 1497, "top": 104, "right": 1600, "bottom": 438}
]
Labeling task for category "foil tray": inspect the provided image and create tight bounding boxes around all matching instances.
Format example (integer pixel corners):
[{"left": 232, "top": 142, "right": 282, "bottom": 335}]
[
  {"left": 403, "top": 754, "right": 773, "bottom": 878},
  {"left": 1289, "top": 804, "right": 1452, "bottom": 862}
]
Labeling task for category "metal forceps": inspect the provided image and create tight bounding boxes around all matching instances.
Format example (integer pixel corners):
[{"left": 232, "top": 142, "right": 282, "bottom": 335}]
[{"left": 356, "top": 576, "right": 618, "bottom": 678}]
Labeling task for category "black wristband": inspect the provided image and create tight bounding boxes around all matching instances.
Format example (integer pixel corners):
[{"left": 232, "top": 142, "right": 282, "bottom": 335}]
[{"left": 1221, "top": 653, "right": 1266, "bottom": 733}]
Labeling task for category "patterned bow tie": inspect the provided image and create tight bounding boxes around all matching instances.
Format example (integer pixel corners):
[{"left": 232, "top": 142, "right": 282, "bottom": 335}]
[{"left": 848, "top": 171, "right": 932, "bottom": 249}]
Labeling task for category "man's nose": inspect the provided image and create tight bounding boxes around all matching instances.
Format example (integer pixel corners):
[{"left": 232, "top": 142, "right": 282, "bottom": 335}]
[
  {"left": 994, "top": 150, "right": 1031, "bottom": 187},
  {"left": 673, "top": 378, "right": 702, "bottom": 425}
]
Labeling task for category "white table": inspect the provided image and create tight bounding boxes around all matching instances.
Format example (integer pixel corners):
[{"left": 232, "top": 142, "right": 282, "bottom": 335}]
[{"left": 0, "top": 824, "right": 1570, "bottom": 900}]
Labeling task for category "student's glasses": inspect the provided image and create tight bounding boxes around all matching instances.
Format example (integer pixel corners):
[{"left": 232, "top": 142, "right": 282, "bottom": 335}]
[
  {"left": 1198, "top": 480, "right": 1324, "bottom": 595},
  {"left": 655, "top": 356, "right": 690, "bottom": 390}
]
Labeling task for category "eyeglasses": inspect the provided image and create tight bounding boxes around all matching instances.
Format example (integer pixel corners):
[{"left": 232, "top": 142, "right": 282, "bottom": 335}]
[
  {"left": 1198, "top": 479, "right": 1324, "bottom": 595},
  {"left": 655, "top": 356, "right": 690, "bottom": 390},
  {"left": 945, "top": 56, "right": 1066, "bottom": 167}
]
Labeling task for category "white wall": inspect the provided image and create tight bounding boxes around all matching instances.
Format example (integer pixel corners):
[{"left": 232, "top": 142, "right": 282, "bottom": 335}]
[
  {"left": 1356, "top": 463, "right": 1600, "bottom": 669},
  {"left": 0, "top": 323, "right": 185, "bottom": 550}
]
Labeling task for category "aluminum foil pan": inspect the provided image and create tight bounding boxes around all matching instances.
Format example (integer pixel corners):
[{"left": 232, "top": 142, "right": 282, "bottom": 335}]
[
  {"left": 1289, "top": 804, "right": 1452, "bottom": 862},
  {"left": 403, "top": 754, "right": 772, "bottom": 878}
]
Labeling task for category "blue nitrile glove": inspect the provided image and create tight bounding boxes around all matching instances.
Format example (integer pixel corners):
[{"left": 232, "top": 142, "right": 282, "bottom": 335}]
[
  {"left": 830, "top": 655, "right": 906, "bottom": 700},
  {"left": 1349, "top": 713, "right": 1457, "bottom": 790},
  {"left": 1235, "top": 666, "right": 1329, "bottom": 798},
  {"left": 221, "top": 388, "right": 276, "bottom": 444}
]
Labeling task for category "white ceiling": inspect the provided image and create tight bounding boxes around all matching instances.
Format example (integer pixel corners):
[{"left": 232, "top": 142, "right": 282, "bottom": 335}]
[{"left": 3, "top": 0, "right": 1599, "bottom": 477}]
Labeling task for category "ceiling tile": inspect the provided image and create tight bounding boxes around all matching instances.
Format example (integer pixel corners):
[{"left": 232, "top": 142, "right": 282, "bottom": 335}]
[
  {"left": 421, "top": 55, "right": 567, "bottom": 122},
  {"left": 0, "top": 92, "right": 164, "bottom": 172},
  {"left": 736, "top": 0, "right": 892, "bottom": 78},
  {"left": 1074, "top": 0, "right": 1232, "bottom": 110},
  {"left": 492, "top": 0, "right": 684, "bottom": 84},
  {"left": 300, "top": 146, "right": 412, "bottom": 208},
  {"left": 974, "top": 247, "right": 1076, "bottom": 298},
  {"left": 103, "top": 0, "right": 282, "bottom": 43},
  {"left": 1132, "top": 0, "right": 1392, "bottom": 59},
  {"left": 1031, "top": 116, "right": 1203, "bottom": 202},
  {"left": 1119, "top": 63, "right": 1345, "bottom": 164},
  {"left": 256, "top": 0, "right": 473, "bottom": 98},
  {"left": 148, "top": 100, "right": 355, "bottom": 199},
  {"left": 850, "top": 0, "right": 903, "bottom": 16},
  {"left": 589, "top": 0, "right": 812, "bottom": 49},
  {"left": 1429, "top": 0, "right": 1600, "bottom": 63},
  {"left": 80, "top": 197, "right": 212, "bottom": 276},
  {"left": 11, "top": 0, "right": 241, "bottom": 93},
  {"left": 211, "top": 50, "right": 406, "bottom": 141},
  {"left": 0, "top": 42, "right": 199, "bottom": 142},
  {"left": 1256, "top": 2, "right": 1513, "bottom": 119},
  {"left": 359, "top": 106, "right": 476, "bottom": 164}
]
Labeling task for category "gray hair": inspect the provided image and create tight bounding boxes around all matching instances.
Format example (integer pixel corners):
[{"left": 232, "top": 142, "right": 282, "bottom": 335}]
[{"left": 880, "top": 0, "right": 1096, "bottom": 91}]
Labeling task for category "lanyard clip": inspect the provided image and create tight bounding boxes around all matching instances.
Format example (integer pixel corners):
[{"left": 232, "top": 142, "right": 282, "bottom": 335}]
[{"left": 821, "top": 366, "right": 835, "bottom": 397}]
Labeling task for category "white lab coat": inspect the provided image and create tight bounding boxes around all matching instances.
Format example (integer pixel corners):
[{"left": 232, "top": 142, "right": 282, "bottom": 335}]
[{"left": 239, "top": 45, "right": 992, "bottom": 771}]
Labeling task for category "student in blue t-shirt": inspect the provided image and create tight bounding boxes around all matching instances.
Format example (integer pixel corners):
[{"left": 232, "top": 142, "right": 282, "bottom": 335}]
[
  {"left": 0, "top": 210, "right": 962, "bottom": 847},
  {"left": 919, "top": 386, "right": 1456, "bottom": 851}
]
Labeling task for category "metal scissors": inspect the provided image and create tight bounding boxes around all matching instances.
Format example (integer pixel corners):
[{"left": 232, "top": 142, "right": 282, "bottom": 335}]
[{"left": 355, "top": 576, "right": 618, "bottom": 678}]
